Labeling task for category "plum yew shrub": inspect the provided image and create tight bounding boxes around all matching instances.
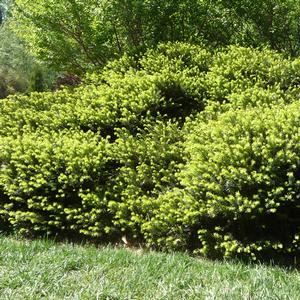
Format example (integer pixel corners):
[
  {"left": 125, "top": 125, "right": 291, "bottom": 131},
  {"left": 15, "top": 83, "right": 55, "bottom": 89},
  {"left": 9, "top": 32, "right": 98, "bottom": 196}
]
[
  {"left": 1, "top": 43, "right": 300, "bottom": 259},
  {"left": 143, "top": 103, "right": 300, "bottom": 259}
]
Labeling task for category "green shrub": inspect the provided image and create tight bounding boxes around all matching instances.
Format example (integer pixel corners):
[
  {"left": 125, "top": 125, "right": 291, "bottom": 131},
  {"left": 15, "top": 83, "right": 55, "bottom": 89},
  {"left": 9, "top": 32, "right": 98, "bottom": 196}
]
[
  {"left": 204, "top": 46, "right": 300, "bottom": 103},
  {"left": 109, "top": 120, "right": 184, "bottom": 236},
  {"left": 0, "top": 43, "right": 209, "bottom": 138},
  {"left": 0, "top": 130, "right": 114, "bottom": 236},
  {"left": 143, "top": 102, "right": 300, "bottom": 259},
  {"left": 0, "top": 43, "right": 205, "bottom": 237},
  {"left": 2, "top": 43, "right": 300, "bottom": 260},
  {"left": 27, "top": 68, "right": 46, "bottom": 93}
]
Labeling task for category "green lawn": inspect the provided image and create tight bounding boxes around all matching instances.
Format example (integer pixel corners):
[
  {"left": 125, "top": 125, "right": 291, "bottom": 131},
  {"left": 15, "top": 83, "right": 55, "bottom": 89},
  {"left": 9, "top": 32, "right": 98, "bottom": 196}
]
[{"left": 0, "top": 236, "right": 299, "bottom": 300}]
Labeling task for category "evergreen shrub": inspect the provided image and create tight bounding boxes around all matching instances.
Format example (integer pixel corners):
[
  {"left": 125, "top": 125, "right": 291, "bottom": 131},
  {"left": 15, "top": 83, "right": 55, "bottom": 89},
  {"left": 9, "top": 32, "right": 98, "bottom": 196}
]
[
  {"left": 142, "top": 103, "right": 300, "bottom": 259},
  {"left": 0, "top": 43, "right": 206, "bottom": 237},
  {"left": 1, "top": 43, "right": 300, "bottom": 259}
]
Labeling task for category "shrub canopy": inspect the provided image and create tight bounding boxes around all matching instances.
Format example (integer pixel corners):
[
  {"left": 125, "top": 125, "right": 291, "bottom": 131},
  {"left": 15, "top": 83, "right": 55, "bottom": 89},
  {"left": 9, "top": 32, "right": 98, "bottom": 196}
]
[{"left": 1, "top": 43, "right": 300, "bottom": 259}]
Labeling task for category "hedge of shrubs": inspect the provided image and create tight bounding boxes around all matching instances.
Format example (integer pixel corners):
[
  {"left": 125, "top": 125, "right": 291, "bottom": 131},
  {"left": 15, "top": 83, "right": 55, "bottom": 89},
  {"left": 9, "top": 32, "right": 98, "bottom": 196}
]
[{"left": 1, "top": 43, "right": 300, "bottom": 259}]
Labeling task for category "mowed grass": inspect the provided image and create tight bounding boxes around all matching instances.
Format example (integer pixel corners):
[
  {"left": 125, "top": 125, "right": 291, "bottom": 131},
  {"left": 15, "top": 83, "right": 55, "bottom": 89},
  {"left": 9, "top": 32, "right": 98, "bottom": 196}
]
[{"left": 0, "top": 236, "right": 299, "bottom": 300}]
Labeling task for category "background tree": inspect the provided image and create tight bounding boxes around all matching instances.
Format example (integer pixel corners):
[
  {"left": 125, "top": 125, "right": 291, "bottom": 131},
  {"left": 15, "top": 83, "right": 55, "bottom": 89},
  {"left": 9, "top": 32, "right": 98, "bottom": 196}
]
[
  {"left": 12, "top": 0, "right": 116, "bottom": 74},
  {"left": 222, "top": 0, "right": 300, "bottom": 56},
  {"left": 10, "top": 0, "right": 236, "bottom": 73},
  {"left": 0, "top": 1, "right": 55, "bottom": 99},
  {"left": 27, "top": 67, "right": 45, "bottom": 93},
  {"left": 10, "top": 0, "right": 300, "bottom": 75},
  {"left": 0, "top": 23, "right": 33, "bottom": 98}
]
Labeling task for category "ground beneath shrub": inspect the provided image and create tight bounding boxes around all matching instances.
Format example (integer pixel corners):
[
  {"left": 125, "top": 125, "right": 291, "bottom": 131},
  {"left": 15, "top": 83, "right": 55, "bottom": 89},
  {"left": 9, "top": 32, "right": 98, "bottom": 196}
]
[{"left": 0, "top": 235, "right": 299, "bottom": 299}]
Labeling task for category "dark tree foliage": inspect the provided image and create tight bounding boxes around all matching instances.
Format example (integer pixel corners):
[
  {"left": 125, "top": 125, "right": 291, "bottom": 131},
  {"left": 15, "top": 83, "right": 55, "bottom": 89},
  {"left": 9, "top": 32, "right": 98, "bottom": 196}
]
[
  {"left": 12, "top": 0, "right": 300, "bottom": 74},
  {"left": 27, "top": 68, "right": 45, "bottom": 93}
]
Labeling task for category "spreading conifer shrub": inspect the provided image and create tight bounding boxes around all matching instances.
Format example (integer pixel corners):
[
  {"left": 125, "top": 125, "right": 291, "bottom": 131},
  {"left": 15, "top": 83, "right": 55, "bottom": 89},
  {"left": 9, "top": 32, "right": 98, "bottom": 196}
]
[
  {"left": 0, "top": 130, "right": 114, "bottom": 236},
  {"left": 0, "top": 43, "right": 206, "bottom": 237},
  {"left": 143, "top": 102, "right": 300, "bottom": 260},
  {"left": 1, "top": 43, "right": 300, "bottom": 259},
  {"left": 108, "top": 121, "right": 184, "bottom": 236}
]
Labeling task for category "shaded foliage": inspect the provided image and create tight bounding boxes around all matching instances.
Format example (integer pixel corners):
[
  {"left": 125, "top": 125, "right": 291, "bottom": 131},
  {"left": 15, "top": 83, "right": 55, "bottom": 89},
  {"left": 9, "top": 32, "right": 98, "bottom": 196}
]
[{"left": 11, "top": 0, "right": 300, "bottom": 74}]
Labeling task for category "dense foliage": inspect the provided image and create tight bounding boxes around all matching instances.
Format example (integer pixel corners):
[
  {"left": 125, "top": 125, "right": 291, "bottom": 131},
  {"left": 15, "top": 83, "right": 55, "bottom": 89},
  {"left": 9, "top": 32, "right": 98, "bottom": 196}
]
[
  {"left": 1, "top": 43, "right": 300, "bottom": 260},
  {"left": 11, "top": 0, "right": 300, "bottom": 73},
  {"left": 146, "top": 104, "right": 300, "bottom": 260}
]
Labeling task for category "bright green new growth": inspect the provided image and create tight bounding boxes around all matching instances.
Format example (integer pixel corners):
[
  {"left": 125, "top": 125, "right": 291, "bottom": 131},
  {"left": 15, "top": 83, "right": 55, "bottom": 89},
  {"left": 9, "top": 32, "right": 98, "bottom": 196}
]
[
  {"left": 1, "top": 43, "right": 300, "bottom": 259},
  {"left": 146, "top": 104, "right": 300, "bottom": 260}
]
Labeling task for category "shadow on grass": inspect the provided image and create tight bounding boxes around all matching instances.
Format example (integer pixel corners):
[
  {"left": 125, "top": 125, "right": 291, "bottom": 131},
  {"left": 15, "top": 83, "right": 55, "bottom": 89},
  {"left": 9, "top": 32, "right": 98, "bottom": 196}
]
[{"left": 1, "top": 230, "right": 299, "bottom": 273}]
